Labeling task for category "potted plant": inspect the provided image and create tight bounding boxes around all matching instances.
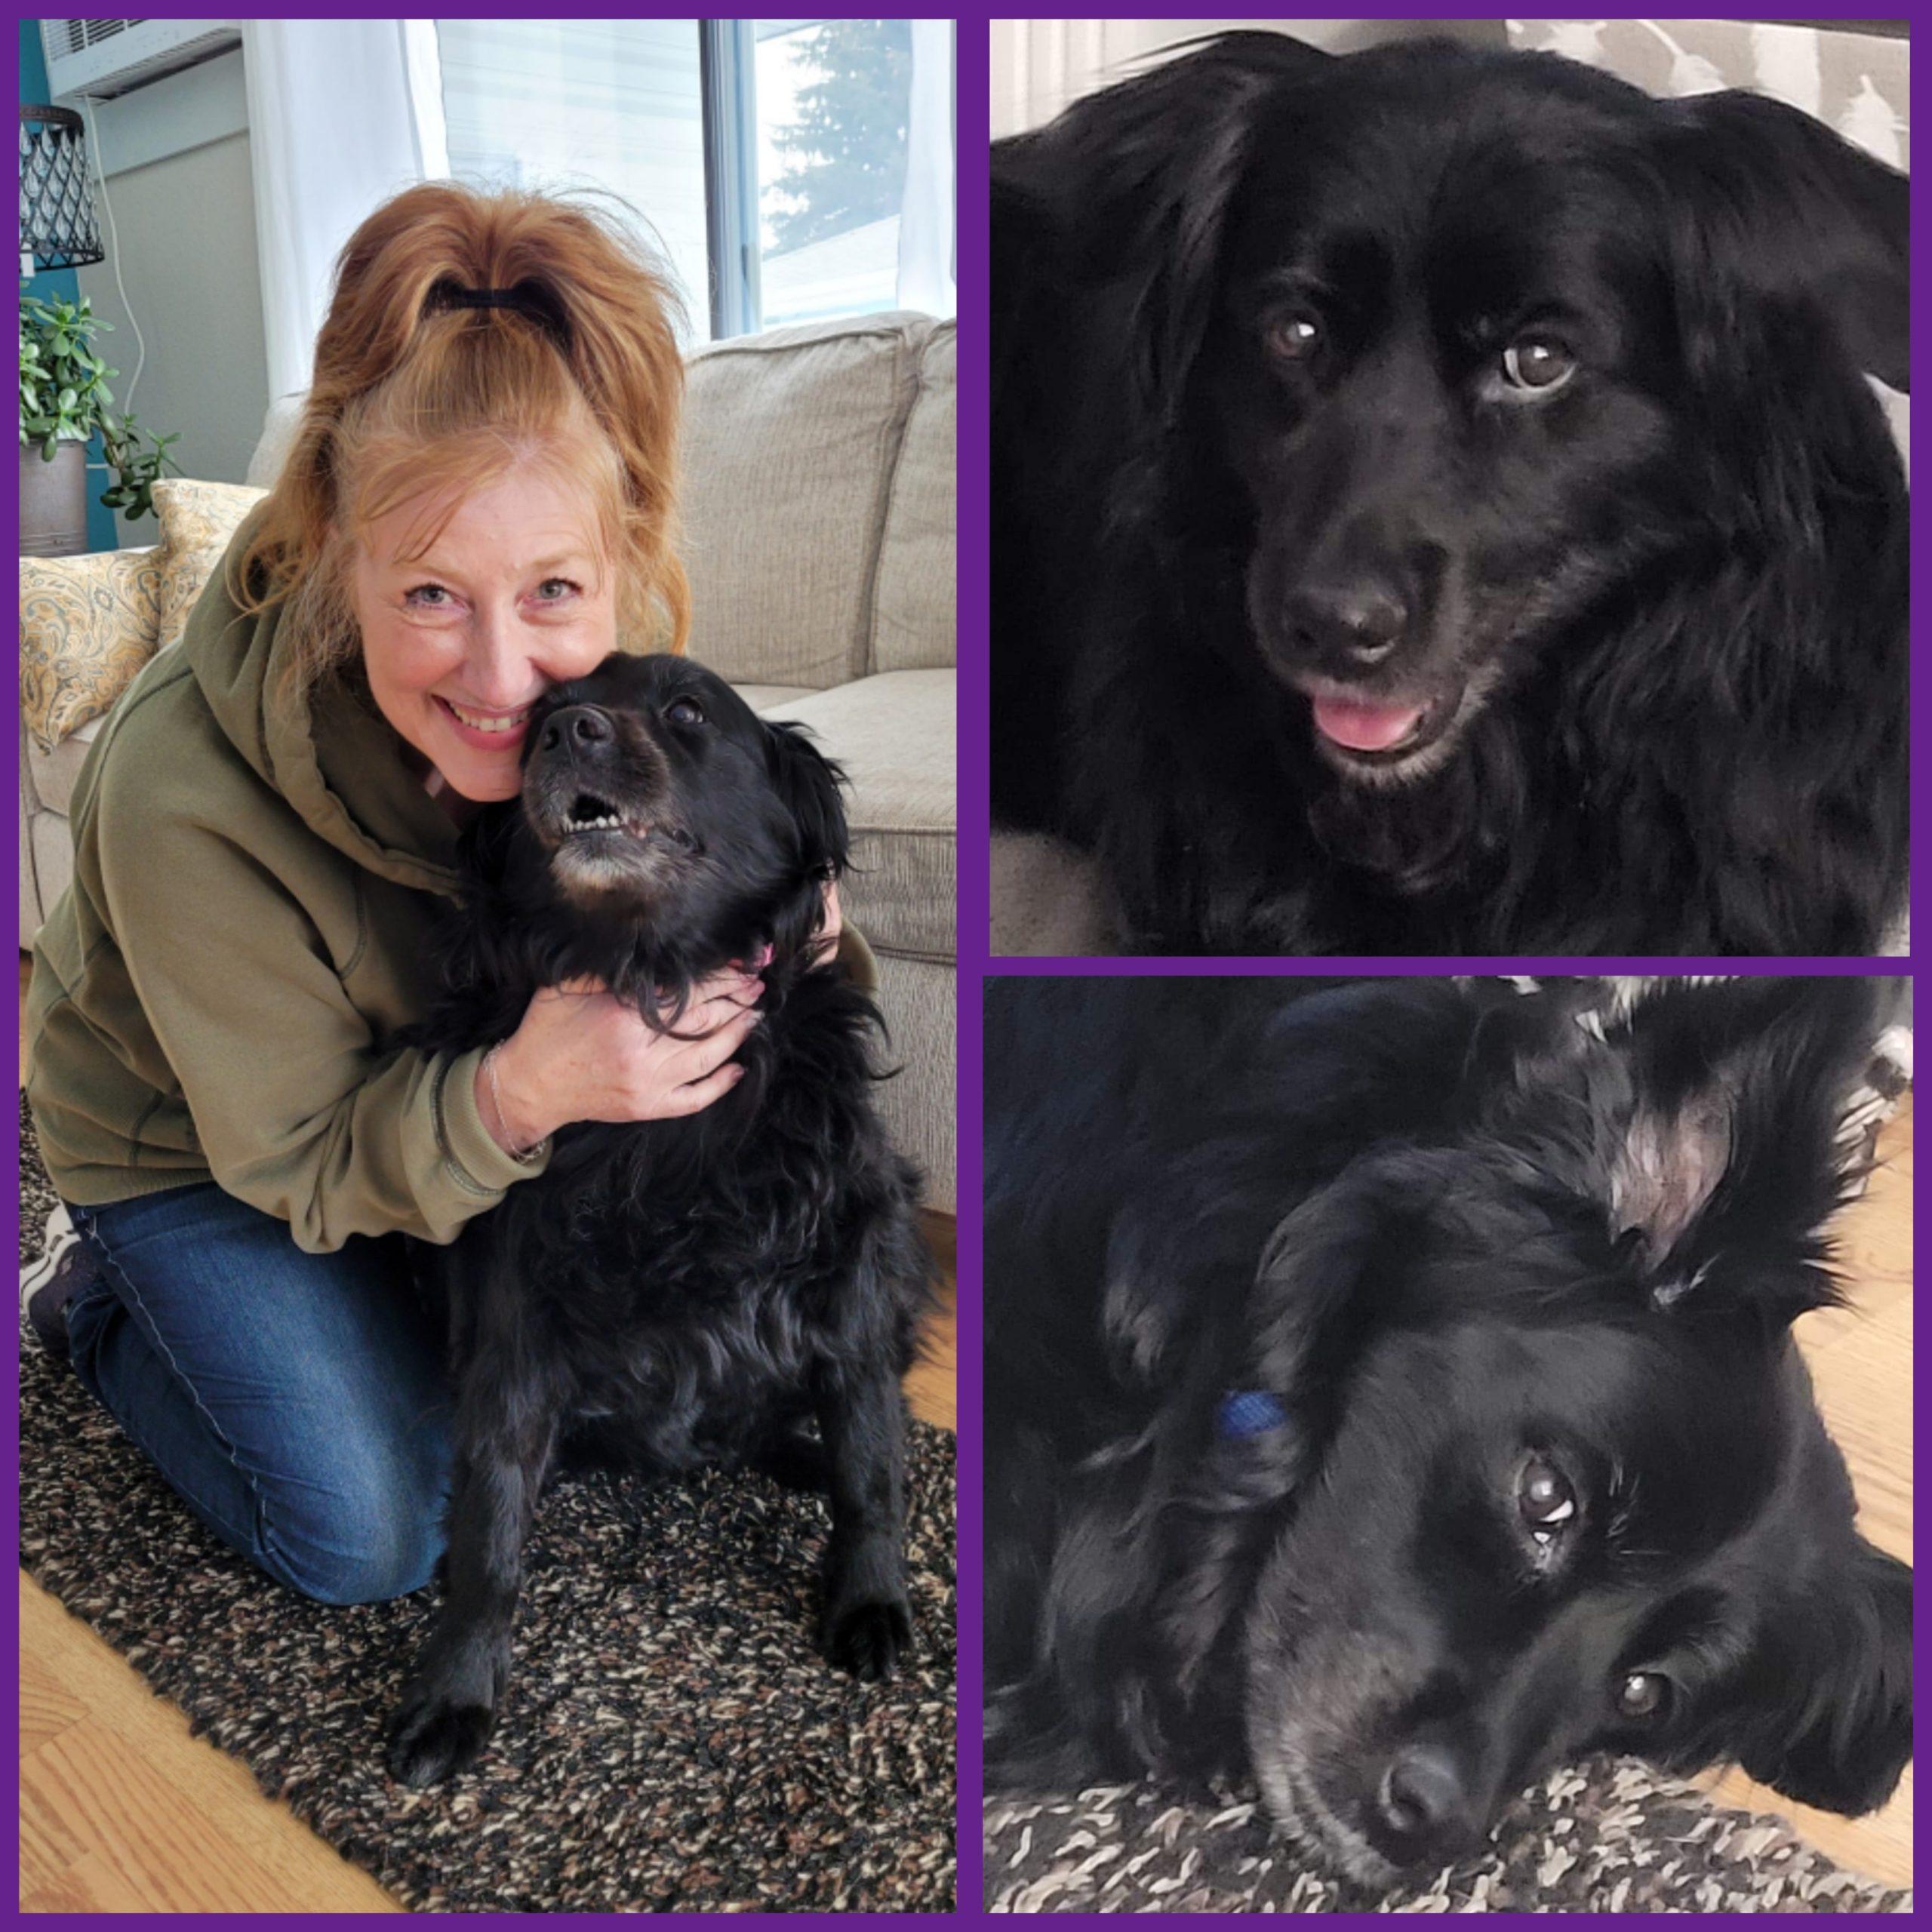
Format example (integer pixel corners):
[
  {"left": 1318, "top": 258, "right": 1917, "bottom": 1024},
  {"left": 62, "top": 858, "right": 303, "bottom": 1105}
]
[{"left": 20, "top": 291, "right": 181, "bottom": 556}]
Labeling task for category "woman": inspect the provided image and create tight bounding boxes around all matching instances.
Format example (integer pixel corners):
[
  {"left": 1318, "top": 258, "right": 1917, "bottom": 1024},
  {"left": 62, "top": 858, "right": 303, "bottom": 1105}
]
[{"left": 23, "top": 183, "right": 861, "bottom": 1605}]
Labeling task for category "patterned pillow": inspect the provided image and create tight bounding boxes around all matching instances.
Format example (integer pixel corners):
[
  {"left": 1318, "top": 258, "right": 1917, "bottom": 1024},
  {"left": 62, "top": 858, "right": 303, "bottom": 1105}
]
[
  {"left": 19, "top": 547, "right": 166, "bottom": 755},
  {"left": 152, "top": 477, "right": 269, "bottom": 652}
]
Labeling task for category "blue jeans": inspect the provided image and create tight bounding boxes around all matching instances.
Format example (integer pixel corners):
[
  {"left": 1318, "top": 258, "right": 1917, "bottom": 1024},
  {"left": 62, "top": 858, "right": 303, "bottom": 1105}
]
[{"left": 63, "top": 1182, "right": 454, "bottom": 1605}]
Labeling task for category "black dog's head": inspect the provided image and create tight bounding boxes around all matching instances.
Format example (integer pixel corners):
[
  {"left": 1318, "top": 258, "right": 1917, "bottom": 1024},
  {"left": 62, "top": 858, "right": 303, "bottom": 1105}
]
[
  {"left": 1003, "top": 33, "right": 1908, "bottom": 789},
  {"left": 1106, "top": 979, "right": 1910, "bottom": 1881},
  {"left": 492, "top": 652, "right": 846, "bottom": 1014}
]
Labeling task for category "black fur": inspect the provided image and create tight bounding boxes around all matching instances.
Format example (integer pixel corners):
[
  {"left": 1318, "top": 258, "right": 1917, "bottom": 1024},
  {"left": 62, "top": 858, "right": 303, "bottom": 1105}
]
[
  {"left": 992, "top": 34, "right": 1909, "bottom": 954},
  {"left": 384, "top": 653, "right": 931, "bottom": 1787},
  {"left": 985, "top": 976, "right": 1912, "bottom": 1881}
]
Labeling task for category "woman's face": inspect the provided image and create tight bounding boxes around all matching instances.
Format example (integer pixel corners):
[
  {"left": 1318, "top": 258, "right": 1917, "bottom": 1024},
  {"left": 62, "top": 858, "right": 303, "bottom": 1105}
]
[{"left": 349, "top": 465, "right": 619, "bottom": 803}]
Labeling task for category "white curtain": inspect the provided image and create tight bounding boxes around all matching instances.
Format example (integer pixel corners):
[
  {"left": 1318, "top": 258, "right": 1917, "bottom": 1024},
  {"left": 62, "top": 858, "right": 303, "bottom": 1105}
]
[
  {"left": 897, "top": 17, "right": 955, "bottom": 317},
  {"left": 242, "top": 20, "right": 449, "bottom": 402}
]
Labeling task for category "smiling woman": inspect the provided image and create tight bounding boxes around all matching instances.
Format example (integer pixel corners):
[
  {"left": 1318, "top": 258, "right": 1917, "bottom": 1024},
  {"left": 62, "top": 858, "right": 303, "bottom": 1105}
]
[
  {"left": 21, "top": 181, "right": 863, "bottom": 1612},
  {"left": 348, "top": 469, "right": 620, "bottom": 804}
]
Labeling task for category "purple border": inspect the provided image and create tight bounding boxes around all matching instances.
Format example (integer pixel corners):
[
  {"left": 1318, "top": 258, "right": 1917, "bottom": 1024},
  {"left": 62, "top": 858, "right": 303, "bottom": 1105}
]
[
  {"left": 965, "top": 5, "right": 1921, "bottom": 1918},
  {"left": 9, "top": 5, "right": 1922, "bottom": 1920},
  {"left": 983, "top": 955, "right": 1909, "bottom": 977},
  {"left": 954, "top": 11, "right": 990, "bottom": 1915},
  {"left": 9, "top": 14, "right": 26, "bottom": 1918},
  {"left": 978, "top": 2, "right": 1923, "bottom": 983}
]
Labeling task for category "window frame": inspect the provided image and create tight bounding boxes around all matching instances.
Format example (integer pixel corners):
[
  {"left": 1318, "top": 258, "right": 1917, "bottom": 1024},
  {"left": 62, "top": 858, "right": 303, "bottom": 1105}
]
[{"left": 699, "top": 19, "right": 762, "bottom": 340}]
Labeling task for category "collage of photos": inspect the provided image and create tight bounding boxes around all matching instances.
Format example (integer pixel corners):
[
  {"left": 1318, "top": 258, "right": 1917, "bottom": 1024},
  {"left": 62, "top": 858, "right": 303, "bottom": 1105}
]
[{"left": 11, "top": 10, "right": 1913, "bottom": 1921}]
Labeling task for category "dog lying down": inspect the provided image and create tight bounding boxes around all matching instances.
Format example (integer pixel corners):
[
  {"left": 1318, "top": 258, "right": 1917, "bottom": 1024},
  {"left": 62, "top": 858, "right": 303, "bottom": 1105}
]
[
  {"left": 387, "top": 652, "right": 931, "bottom": 1787},
  {"left": 984, "top": 976, "right": 1911, "bottom": 1883}
]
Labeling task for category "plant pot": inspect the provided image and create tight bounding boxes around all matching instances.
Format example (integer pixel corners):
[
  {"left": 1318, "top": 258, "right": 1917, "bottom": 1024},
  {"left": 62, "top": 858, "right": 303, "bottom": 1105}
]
[{"left": 20, "top": 441, "right": 90, "bottom": 557}]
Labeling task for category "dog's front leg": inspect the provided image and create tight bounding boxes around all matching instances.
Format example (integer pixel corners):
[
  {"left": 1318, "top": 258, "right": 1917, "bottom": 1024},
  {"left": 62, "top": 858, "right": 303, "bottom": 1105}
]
[
  {"left": 814, "top": 1359, "right": 913, "bottom": 1681},
  {"left": 386, "top": 1367, "right": 558, "bottom": 1787}
]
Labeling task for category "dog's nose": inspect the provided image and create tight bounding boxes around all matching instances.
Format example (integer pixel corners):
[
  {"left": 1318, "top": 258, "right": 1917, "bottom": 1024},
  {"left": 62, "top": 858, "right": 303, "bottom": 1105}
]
[
  {"left": 1285, "top": 580, "right": 1408, "bottom": 674},
  {"left": 1376, "top": 1744, "right": 1476, "bottom": 1851},
  {"left": 540, "top": 703, "right": 614, "bottom": 753}
]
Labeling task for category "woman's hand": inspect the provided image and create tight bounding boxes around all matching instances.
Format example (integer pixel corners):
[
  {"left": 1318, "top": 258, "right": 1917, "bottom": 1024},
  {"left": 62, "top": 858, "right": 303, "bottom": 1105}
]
[{"left": 478, "top": 968, "right": 764, "bottom": 1153}]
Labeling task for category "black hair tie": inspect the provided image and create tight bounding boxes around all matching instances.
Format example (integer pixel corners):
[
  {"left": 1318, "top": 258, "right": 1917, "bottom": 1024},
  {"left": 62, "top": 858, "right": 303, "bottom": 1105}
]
[{"left": 428, "top": 278, "right": 572, "bottom": 350}]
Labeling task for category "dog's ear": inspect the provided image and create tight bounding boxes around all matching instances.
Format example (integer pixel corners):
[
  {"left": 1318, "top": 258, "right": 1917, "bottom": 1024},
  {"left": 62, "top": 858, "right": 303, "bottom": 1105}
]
[
  {"left": 1663, "top": 91, "right": 1908, "bottom": 392},
  {"left": 997, "top": 33, "right": 1325, "bottom": 426},
  {"left": 1595, "top": 978, "right": 1882, "bottom": 1322},
  {"left": 762, "top": 719, "right": 850, "bottom": 882},
  {"left": 1737, "top": 1536, "right": 1913, "bottom": 1815},
  {"left": 1102, "top": 1150, "right": 1397, "bottom": 1494},
  {"left": 1103, "top": 1152, "right": 1398, "bottom": 1724}
]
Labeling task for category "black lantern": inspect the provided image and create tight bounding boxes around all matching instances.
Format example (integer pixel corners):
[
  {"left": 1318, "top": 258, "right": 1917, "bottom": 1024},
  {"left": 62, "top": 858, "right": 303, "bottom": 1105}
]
[{"left": 20, "top": 104, "right": 106, "bottom": 275}]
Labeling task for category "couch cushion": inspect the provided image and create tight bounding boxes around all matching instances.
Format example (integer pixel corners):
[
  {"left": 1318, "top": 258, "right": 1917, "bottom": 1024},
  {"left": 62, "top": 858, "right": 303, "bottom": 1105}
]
[
  {"left": 990, "top": 830, "right": 1113, "bottom": 956},
  {"left": 20, "top": 547, "right": 164, "bottom": 753},
  {"left": 152, "top": 478, "right": 269, "bottom": 651},
  {"left": 734, "top": 682, "right": 816, "bottom": 714},
  {"left": 872, "top": 321, "right": 955, "bottom": 675},
  {"left": 681, "top": 314, "right": 934, "bottom": 691},
  {"left": 23, "top": 712, "right": 105, "bottom": 820},
  {"left": 27, "top": 806, "right": 76, "bottom": 946},
  {"left": 872, "top": 952, "right": 955, "bottom": 1212},
  {"left": 760, "top": 669, "right": 954, "bottom": 961}
]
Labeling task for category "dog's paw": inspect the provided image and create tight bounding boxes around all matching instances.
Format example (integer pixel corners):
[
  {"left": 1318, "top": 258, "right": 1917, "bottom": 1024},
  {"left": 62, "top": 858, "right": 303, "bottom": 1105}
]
[
  {"left": 386, "top": 1687, "right": 496, "bottom": 1788},
  {"left": 822, "top": 1595, "right": 912, "bottom": 1681}
]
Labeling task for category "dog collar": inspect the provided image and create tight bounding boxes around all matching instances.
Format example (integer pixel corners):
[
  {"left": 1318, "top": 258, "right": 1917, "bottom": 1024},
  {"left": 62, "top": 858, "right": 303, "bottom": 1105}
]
[{"left": 1218, "top": 1389, "right": 1287, "bottom": 1438}]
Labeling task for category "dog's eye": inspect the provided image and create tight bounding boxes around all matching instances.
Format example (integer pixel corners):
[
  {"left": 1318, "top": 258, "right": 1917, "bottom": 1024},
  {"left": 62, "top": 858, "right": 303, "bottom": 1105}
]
[
  {"left": 1615, "top": 1671, "right": 1672, "bottom": 1722},
  {"left": 666, "top": 697, "right": 706, "bottom": 728},
  {"left": 1500, "top": 336, "right": 1576, "bottom": 393},
  {"left": 1517, "top": 1456, "right": 1577, "bottom": 1534},
  {"left": 1264, "top": 312, "right": 1322, "bottom": 363}
]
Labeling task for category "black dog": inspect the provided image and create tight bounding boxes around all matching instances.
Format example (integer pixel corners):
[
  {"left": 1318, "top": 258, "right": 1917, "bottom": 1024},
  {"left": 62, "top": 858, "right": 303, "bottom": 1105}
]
[
  {"left": 385, "top": 652, "right": 930, "bottom": 1787},
  {"left": 992, "top": 34, "right": 1909, "bottom": 954},
  {"left": 985, "top": 977, "right": 1912, "bottom": 1881}
]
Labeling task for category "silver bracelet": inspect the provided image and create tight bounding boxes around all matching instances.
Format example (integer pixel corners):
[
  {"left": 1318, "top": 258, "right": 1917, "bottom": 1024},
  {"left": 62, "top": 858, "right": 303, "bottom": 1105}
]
[{"left": 481, "top": 1043, "right": 544, "bottom": 1164}]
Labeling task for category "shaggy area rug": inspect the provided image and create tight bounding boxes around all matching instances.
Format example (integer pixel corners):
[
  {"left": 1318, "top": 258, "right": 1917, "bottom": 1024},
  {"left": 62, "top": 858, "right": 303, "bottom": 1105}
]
[
  {"left": 18, "top": 1099, "right": 955, "bottom": 1913},
  {"left": 984, "top": 1770, "right": 1911, "bottom": 1913}
]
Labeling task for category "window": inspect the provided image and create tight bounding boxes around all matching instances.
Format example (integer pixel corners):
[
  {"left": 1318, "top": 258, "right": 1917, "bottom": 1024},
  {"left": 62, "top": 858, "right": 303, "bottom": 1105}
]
[
  {"left": 755, "top": 18, "right": 913, "bottom": 330},
  {"left": 434, "top": 17, "right": 953, "bottom": 341},
  {"left": 436, "top": 20, "right": 711, "bottom": 340}
]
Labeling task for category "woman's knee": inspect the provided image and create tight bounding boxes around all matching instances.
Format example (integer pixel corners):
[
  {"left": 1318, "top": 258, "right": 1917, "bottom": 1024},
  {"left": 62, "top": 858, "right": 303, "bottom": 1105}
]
[
  {"left": 260, "top": 1438, "right": 449, "bottom": 1605},
  {"left": 59, "top": 1187, "right": 452, "bottom": 1604}
]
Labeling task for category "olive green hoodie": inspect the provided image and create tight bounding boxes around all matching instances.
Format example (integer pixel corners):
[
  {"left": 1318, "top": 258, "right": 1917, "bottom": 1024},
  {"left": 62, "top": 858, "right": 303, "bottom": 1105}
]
[{"left": 26, "top": 515, "right": 870, "bottom": 1252}]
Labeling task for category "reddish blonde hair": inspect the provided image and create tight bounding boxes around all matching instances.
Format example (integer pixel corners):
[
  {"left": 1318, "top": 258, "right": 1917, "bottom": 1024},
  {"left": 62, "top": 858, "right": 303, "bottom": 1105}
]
[{"left": 235, "top": 182, "right": 690, "bottom": 696}]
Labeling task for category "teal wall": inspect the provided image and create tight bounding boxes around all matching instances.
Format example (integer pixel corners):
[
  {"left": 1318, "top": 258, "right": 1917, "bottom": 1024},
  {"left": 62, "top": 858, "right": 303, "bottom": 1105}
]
[{"left": 21, "top": 19, "right": 117, "bottom": 551}]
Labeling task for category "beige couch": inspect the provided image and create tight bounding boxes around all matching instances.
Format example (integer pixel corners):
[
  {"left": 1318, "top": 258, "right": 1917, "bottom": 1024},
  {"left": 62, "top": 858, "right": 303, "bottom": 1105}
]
[{"left": 20, "top": 311, "right": 956, "bottom": 1209}]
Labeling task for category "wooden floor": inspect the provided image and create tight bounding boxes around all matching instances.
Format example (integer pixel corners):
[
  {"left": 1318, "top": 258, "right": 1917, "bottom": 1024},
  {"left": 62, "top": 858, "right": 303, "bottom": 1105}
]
[
  {"left": 1696, "top": 1096, "right": 1913, "bottom": 1886},
  {"left": 17, "top": 951, "right": 954, "bottom": 1912}
]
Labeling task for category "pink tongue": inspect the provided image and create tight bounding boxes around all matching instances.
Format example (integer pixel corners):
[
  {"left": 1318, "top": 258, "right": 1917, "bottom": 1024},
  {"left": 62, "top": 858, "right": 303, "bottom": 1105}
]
[{"left": 1311, "top": 695, "right": 1427, "bottom": 752}]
